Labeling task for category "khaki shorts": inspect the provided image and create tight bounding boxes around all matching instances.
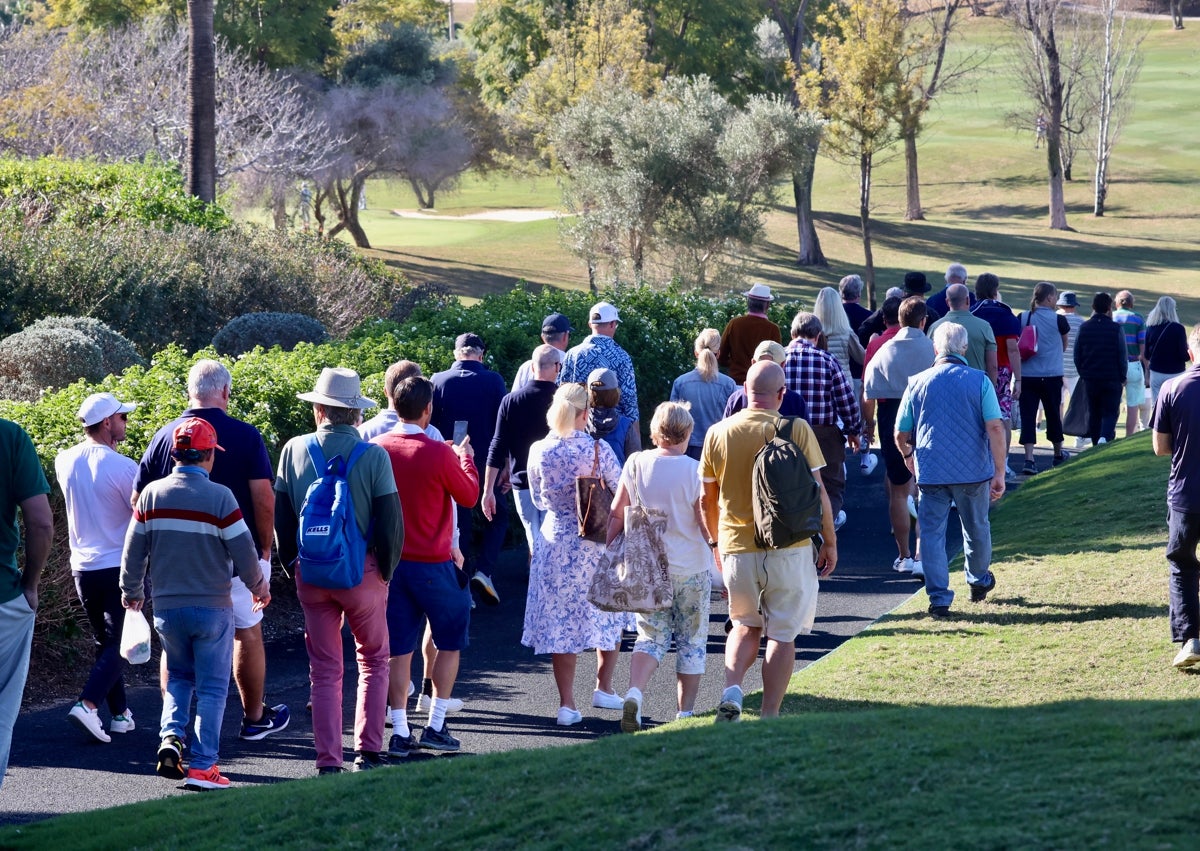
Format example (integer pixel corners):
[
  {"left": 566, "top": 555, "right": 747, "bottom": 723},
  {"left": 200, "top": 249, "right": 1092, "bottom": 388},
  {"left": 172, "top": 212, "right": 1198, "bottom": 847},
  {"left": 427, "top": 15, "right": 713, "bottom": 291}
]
[
  {"left": 231, "top": 560, "right": 271, "bottom": 629},
  {"left": 722, "top": 547, "right": 819, "bottom": 641},
  {"left": 1124, "top": 361, "right": 1146, "bottom": 407}
]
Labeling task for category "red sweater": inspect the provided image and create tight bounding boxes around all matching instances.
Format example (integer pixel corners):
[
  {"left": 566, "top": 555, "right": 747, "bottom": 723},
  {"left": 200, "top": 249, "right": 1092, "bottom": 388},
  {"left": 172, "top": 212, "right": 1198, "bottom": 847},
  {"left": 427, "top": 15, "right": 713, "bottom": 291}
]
[{"left": 373, "top": 429, "right": 479, "bottom": 563}]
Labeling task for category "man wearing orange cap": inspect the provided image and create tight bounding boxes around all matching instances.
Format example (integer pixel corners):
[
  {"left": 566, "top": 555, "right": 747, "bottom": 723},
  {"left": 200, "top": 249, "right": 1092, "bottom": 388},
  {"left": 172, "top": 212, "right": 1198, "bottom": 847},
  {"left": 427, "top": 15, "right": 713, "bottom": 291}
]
[{"left": 121, "top": 417, "right": 269, "bottom": 791}]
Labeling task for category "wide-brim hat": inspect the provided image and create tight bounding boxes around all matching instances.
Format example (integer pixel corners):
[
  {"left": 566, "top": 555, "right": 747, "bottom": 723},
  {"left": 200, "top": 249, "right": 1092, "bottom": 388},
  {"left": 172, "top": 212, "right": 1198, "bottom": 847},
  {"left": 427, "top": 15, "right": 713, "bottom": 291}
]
[
  {"left": 743, "top": 283, "right": 775, "bottom": 301},
  {"left": 297, "top": 367, "right": 377, "bottom": 409},
  {"left": 1056, "top": 291, "right": 1078, "bottom": 307},
  {"left": 904, "top": 272, "right": 931, "bottom": 294}
]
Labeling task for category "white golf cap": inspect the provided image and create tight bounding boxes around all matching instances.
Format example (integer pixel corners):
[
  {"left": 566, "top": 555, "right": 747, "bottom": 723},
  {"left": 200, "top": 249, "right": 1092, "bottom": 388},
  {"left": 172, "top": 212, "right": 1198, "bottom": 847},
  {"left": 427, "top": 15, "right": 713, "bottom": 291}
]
[{"left": 78, "top": 392, "right": 137, "bottom": 427}]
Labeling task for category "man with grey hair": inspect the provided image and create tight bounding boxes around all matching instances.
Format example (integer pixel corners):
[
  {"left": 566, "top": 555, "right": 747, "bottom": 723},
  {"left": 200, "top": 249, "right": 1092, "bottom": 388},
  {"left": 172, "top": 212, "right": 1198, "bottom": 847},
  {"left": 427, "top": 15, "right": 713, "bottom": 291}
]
[
  {"left": 929, "top": 283, "right": 998, "bottom": 384},
  {"left": 135, "top": 358, "right": 289, "bottom": 742},
  {"left": 431, "top": 333, "right": 508, "bottom": 605},
  {"left": 926, "top": 262, "right": 975, "bottom": 318},
  {"left": 275, "top": 367, "right": 404, "bottom": 772},
  {"left": 895, "top": 323, "right": 1007, "bottom": 618},
  {"left": 783, "top": 313, "right": 861, "bottom": 529},
  {"left": 483, "top": 344, "right": 562, "bottom": 553},
  {"left": 840, "top": 274, "right": 873, "bottom": 403}
]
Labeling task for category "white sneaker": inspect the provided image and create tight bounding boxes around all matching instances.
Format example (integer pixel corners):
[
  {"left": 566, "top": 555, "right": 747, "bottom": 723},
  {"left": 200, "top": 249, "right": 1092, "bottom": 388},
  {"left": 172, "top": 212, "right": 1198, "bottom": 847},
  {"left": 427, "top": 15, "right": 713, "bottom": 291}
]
[
  {"left": 910, "top": 560, "right": 924, "bottom": 578},
  {"left": 892, "top": 557, "right": 914, "bottom": 574},
  {"left": 834, "top": 510, "right": 847, "bottom": 531},
  {"left": 416, "top": 694, "right": 464, "bottom": 713},
  {"left": 620, "top": 694, "right": 642, "bottom": 733},
  {"left": 109, "top": 709, "right": 135, "bottom": 734},
  {"left": 68, "top": 702, "right": 111, "bottom": 743},
  {"left": 675, "top": 711, "right": 694, "bottom": 719},
  {"left": 556, "top": 706, "right": 583, "bottom": 726},
  {"left": 591, "top": 689, "right": 623, "bottom": 710},
  {"left": 1172, "top": 638, "right": 1200, "bottom": 669},
  {"left": 716, "top": 685, "right": 743, "bottom": 723},
  {"left": 860, "top": 452, "right": 878, "bottom": 476}
]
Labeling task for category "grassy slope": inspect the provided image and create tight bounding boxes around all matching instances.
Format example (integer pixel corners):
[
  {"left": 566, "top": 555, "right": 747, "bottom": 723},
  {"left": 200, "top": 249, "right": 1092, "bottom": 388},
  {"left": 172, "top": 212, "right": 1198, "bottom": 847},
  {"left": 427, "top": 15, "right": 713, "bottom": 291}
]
[
  {"left": 355, "top": 18, "right": 1200, "bottom": 316},
  {"left": 4, "top": 434, "right": 1193, "bottom": 848}
]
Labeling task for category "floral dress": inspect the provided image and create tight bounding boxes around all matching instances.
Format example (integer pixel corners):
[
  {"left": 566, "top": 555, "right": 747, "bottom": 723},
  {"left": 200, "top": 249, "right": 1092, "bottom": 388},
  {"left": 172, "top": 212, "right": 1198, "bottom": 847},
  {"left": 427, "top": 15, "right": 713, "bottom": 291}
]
[{"left": 522, "top": 431, "right": 625, "bottom": 655}]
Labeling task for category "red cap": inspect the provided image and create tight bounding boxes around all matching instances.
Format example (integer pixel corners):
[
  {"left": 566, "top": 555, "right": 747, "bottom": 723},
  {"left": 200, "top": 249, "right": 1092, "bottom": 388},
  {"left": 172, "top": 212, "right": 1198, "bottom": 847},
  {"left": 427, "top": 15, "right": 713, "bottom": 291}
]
[{"left": 172, "top": 417, "right": 224, "bottom": 453}]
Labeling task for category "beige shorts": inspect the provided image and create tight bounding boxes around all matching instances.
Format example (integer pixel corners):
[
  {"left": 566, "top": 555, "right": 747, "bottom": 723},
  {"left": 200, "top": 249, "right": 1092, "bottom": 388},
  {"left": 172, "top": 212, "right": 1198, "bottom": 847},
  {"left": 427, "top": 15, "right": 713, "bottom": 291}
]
[
  {"left": 231, "top": 559, "right": 271, "bottom": 629},
  {"left": 722, "top": 547, "right": 819, "bottom": 641}
]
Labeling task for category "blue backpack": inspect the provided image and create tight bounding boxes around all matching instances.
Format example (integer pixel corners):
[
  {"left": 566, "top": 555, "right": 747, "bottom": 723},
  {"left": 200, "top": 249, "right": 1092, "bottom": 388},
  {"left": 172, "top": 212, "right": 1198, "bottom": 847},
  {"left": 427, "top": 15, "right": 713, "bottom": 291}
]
[{"left": 297, "top": 436, "right": 370, "bottom": 590}]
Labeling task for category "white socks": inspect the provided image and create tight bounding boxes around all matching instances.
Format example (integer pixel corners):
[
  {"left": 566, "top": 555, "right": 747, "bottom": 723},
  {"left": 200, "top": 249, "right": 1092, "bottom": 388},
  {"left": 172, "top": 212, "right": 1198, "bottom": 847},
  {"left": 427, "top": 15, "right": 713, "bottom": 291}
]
[{"left": 390, "top": 707, "right": 409, "bottom": 738}]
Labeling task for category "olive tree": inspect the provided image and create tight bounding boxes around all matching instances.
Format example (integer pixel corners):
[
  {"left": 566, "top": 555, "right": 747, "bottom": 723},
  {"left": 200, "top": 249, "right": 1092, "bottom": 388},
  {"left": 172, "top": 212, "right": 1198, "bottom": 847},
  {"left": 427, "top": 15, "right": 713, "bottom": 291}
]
[{"left": 553, "top": 75, "right": 820, "bottom": 289}]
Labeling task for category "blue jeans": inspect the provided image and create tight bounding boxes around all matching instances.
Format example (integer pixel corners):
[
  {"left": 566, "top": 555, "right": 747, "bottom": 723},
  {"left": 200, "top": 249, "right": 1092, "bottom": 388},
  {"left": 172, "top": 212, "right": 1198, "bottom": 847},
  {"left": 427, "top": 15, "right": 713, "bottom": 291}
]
[
  {"left": 917, "top": 481, "right": 995, "bottom": 609},
  {"left": 512, "top": 487, "right": 543, "bottom": 556},
  {"left": 1167, "top": 508, "right": 1200, "bottom": 642},
  {"left": 154, "top": 606, "right": 234, "bottom": 771}
]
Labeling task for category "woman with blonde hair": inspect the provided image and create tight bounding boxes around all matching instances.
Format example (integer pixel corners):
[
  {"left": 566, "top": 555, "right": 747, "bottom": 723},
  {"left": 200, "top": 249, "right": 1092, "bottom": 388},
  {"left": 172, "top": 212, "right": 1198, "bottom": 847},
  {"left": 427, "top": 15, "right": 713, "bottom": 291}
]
[
  {"left": 813, "top": 286, "right": 865, "bottom": 382},
  {"left": 523, "top": 384, "right": 626, "bottom": 726},
  {"left": 1145, "top": 296, "right": 1190, "bottom": 409},
  {"left": 670, "top": 329, "right": 736, "bottom": 460},
  {"left": 607, "top": 402, "right": 716, "bottom": 731}
]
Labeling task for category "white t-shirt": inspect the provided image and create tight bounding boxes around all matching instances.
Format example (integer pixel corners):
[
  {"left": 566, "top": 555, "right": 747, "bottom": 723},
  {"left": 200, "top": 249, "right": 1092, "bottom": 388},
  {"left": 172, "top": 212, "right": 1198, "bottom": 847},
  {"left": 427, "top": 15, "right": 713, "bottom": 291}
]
[
  {"left": 55, "top": 441, "right": 138, "bottom": 572},
  {"left": 618, "top": 450, "right": 709, "bottom": 576}
]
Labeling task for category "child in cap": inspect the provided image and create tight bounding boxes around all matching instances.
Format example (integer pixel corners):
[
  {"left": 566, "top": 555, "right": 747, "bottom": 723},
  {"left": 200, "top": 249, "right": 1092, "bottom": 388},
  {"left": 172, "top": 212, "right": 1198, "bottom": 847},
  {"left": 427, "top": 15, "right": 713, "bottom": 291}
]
[
  {"left": 120, "top": 417, "right": 269, "bottom": 790},
  {"left": 586, "top": 367, "right": 641, "bottom": 467}
]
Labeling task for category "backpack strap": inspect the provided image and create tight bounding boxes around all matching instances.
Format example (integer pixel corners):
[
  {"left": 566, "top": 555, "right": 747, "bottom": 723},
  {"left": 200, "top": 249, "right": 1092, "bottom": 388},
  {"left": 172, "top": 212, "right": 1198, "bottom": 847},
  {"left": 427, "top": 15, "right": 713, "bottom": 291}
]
[{"left": 305, "top": 434, "right": 329, "bottom": 474}]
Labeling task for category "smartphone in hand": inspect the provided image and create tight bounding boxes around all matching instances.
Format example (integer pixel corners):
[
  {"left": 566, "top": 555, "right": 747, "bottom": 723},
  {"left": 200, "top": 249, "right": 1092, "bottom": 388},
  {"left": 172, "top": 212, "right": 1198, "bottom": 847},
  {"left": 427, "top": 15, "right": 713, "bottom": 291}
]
[{"left": 452, "top": 420, "right": 469, "bottom": 445}]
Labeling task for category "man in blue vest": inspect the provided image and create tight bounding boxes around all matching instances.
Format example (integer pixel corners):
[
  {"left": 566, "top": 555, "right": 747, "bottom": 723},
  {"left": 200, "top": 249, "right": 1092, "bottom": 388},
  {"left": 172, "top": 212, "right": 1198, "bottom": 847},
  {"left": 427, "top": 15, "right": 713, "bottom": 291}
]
[{"left": 895, "top": 323, "right": 1007, "bottom": 617}]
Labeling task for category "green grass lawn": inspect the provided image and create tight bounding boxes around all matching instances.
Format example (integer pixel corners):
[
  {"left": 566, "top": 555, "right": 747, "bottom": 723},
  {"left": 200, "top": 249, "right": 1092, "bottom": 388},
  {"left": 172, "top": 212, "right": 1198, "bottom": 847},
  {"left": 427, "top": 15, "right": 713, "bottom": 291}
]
[
  {"left": 4, "top": 432, "right": 1192, "bottom": 848},
  {"left": 333, "top": 17, "right": 1200, "bottom": 316}
]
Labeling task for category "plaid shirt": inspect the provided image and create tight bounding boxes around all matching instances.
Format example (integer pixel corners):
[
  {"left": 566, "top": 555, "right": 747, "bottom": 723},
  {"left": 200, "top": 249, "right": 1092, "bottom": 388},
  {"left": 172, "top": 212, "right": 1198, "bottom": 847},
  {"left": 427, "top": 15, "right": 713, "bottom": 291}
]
[{"left": 783, "top": 339, "right": 861, "bottom": 433}]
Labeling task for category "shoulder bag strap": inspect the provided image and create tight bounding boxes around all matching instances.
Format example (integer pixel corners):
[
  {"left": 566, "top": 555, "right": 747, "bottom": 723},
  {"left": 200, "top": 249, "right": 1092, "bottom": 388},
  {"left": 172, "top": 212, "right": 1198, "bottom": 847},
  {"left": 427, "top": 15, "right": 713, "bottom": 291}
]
[{"left": 591, "top": 438, "right": 601, "bottom": 477}]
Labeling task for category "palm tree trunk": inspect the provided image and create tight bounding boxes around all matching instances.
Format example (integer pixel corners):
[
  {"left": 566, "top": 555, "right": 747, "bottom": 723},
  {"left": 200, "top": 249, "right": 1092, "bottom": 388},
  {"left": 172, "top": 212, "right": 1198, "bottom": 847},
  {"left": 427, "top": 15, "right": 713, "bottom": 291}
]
[{"left": 186, "top": 0, "right": 216, "bottom": 203}]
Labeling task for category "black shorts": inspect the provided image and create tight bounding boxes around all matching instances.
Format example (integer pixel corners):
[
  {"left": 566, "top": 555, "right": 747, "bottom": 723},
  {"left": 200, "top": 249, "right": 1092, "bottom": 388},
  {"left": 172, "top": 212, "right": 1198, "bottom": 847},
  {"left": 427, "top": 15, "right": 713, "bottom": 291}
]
[{"left": 877, "top": 399, "right": 913, "bottom": 486}]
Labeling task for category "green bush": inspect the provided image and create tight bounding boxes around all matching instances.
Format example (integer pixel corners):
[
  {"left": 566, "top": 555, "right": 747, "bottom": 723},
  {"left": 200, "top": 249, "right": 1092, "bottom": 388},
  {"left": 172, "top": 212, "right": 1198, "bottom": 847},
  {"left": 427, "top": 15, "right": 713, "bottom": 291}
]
[
  {"left": 0, "top": 219, "right": 412, "bottom": 351},
  {"left": 0, "top": 326, "right": 104, "bottom": 401},
  {"left": 24, "top": 316, "right": 145, "bottom": 376},
  {"left": 0, "top": 157, "right": 230, "bottom": 230},
  {"left": 213, "top": 312, "right": 329, "bottom": 356}
]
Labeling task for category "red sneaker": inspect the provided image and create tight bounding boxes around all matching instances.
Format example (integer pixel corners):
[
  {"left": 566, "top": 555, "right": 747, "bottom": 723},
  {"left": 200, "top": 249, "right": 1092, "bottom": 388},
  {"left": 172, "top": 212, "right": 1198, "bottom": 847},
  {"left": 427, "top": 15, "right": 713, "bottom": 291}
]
[{"left": 185, "top": 764, "right": 230, "bottom": 790}]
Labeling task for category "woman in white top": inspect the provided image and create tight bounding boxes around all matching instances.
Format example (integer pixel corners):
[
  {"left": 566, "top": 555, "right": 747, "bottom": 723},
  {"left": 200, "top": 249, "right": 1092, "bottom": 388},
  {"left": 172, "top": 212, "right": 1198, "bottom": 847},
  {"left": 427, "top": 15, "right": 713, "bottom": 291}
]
[{"left": 606, "top": 402, "right": 717, "bottom": 732}]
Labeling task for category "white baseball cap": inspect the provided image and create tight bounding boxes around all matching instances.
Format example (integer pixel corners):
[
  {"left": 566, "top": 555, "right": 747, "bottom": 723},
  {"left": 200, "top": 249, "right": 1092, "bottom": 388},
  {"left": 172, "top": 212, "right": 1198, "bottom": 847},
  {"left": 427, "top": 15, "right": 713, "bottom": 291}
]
[
  {"left": 589, "top": 302, "right": 621, "bottom": 324},
  {"left": 78, "top": 392, "right": 137, "bottom": 427}
]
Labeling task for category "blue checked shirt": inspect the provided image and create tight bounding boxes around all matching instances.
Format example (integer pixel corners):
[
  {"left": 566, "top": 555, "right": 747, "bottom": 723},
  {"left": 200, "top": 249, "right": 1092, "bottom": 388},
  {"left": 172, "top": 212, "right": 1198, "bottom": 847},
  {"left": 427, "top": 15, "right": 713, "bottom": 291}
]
[
  {"left": 560, "top": 334, "right": 639, "bottom": 423},
  {"left": 783, "top": 339, "right": 861, "bottom": 434}
]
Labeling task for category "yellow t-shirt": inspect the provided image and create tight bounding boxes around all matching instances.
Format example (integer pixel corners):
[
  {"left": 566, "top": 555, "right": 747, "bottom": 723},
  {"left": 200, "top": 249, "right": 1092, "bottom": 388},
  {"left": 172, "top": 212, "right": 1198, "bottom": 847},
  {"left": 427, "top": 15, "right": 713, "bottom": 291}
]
[{"left": 700, "top": 409, "right": 826, "bottom": 553}]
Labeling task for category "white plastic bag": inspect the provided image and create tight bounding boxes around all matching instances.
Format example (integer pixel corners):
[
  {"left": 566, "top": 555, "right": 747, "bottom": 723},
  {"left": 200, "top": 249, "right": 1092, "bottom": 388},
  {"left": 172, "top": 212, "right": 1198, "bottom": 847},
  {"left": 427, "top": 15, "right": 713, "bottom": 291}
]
[{"left": 120, "top": 608, "right": 152, "bottom": 665}]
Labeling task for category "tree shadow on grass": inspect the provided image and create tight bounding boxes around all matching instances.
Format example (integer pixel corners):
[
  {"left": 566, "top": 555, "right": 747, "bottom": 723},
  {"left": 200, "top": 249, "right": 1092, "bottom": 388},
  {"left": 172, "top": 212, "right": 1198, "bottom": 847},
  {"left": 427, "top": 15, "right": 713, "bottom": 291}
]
[{"left": 864, "top": 598, "right": 1166, "bottom": 636}]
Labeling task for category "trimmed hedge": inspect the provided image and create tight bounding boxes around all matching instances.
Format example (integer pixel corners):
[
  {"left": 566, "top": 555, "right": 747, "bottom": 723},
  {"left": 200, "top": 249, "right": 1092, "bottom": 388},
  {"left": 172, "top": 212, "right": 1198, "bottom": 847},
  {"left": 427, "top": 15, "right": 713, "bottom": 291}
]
[{"left": 213, "top": 312, "right": 329, "bottom": 356}]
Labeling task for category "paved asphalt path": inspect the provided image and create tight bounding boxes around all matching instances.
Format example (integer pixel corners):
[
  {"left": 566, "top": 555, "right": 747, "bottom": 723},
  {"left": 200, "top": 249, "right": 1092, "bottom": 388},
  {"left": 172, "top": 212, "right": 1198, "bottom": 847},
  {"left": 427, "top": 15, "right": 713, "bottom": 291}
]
[{"left": 0, "top": 449, "right": 1039, "bottom": 825}]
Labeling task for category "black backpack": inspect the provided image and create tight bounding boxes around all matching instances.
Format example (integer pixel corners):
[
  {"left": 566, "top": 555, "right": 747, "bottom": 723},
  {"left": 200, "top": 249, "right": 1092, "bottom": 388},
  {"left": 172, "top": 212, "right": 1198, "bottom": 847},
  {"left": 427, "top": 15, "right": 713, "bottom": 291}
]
[{"left": 752, "top": 416, "right": 823, "bottom": 549}]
